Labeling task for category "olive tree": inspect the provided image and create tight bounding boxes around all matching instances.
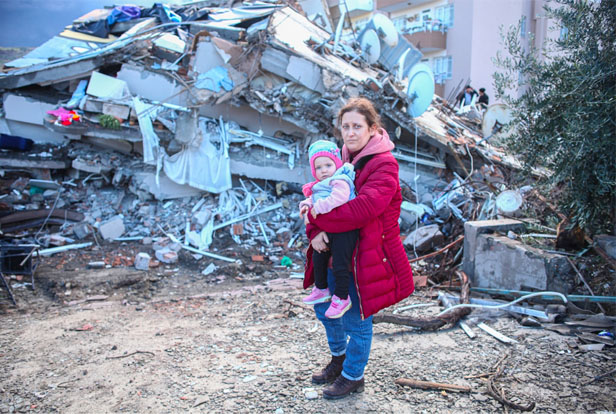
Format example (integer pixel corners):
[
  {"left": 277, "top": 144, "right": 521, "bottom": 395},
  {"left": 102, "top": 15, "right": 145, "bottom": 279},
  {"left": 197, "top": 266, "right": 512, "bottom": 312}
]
[{"left": 493, "top": 0, "right": 615, "bottom": 234}]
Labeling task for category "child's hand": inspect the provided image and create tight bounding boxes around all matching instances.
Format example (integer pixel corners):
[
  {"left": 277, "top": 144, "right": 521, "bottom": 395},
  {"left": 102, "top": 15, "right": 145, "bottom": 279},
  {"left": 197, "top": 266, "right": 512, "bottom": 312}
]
[
  {"left": 311, "top": 208, "right": 318, "bottom": 219},
  {"left": 299, "top": 206, "right": 309, "bottom": 218}
]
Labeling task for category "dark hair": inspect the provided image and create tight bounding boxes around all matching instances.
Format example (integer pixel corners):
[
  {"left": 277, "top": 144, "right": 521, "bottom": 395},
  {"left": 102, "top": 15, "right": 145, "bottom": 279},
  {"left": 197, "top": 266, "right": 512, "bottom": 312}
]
[
  {"left": 465, "top": 85, "right": 471, "bottom": 89},
  {"left": 479, "top": 88, "right": 486, "bottom": 93},
  {"left": 337, "top": 97, "right": 381, "bottom": 130}
]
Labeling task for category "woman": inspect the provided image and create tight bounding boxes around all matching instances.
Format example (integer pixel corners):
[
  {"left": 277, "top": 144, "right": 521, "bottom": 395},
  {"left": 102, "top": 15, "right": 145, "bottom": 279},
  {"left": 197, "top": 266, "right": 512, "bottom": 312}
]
[{"left": 303, "top": 97, "right": 414, "bottom": 399}]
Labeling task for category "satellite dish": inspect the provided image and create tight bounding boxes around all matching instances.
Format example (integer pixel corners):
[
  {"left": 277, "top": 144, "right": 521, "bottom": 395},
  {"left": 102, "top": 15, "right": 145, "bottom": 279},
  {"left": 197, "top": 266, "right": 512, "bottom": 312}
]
[
  {"left": 359, "top": 29, "right": 381, "bottom": 64},
  {"left": 372, "top": 14, "right": 398, "bottom": 48},
  {"left": 405, "top": 63, "right": 434, "bottom": 117},
  {"left": 395, "top": 48, "right": 410, "bottom": 82},
  {"left": 482, "top": 104, "right": 514, "bottom": 140},
  {"left": 496, "top": 190, "right": 522, "bottom": 215}
]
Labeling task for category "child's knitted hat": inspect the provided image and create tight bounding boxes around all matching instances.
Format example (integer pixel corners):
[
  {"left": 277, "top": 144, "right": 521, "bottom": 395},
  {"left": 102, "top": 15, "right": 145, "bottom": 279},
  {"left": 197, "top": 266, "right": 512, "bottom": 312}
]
[{"left": 308, "top": 140, "right": 343, "bottom": 179}]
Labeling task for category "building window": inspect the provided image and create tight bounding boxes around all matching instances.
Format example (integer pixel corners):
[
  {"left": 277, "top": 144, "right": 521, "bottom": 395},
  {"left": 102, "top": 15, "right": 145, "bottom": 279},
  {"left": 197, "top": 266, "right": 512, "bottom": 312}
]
[
  {"left": 392, "top": 16, "right": 408, "bottom": 31},
  {"left": 435, "top": 4, "right": 454, "bottom": 28},
  {"left": 433, "top": 56, "right": 452, "bottom": 84}
]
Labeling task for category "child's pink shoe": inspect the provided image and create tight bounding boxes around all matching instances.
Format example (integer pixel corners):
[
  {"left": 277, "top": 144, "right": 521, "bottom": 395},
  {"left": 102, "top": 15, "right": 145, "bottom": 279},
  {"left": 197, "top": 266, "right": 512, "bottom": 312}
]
[
  {"left": 303, "top": 287, "right": 332, "bottom": 305},
  {"left": 325, "top": 295, "right": 351, "bottom": 319}
]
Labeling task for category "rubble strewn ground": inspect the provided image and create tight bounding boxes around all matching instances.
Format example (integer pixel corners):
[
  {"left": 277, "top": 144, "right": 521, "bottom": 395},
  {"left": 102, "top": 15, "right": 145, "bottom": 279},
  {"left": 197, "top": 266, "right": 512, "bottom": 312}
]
[
  {"left": 1, "top": 265, "right": 615, "bottom": 413},
  {"left": 1, "top": 2, "right": 615, "bottom": 412}
]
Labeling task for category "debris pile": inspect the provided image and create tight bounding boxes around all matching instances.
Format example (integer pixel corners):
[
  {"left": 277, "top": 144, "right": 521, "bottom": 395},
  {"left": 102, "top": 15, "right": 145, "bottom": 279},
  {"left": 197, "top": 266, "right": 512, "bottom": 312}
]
[{"left": 0, "top": 3, "right": 613, "bottom": 339}]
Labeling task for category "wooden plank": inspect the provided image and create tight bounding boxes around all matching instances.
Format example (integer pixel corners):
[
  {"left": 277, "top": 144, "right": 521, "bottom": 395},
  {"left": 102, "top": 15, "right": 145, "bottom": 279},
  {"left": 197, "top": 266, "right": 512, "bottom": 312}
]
[{"left": 395, "top": 378, "right": 471, "bottom": 393}]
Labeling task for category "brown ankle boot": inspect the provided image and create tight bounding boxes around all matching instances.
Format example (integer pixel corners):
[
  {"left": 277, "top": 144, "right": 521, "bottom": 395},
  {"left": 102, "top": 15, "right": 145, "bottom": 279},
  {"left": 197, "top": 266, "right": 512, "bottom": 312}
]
[
  {"left": 311, "top": 354, "right": 345, "bottom": 384},
  {"left": 322, "top": 375, "right": 365, "bottom": 399}
]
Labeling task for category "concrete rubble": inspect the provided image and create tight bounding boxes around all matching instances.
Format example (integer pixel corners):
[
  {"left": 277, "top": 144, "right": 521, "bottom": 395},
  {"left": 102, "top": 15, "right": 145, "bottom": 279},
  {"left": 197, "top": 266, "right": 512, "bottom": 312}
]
[{"left": 0, "top": 1, "right": 613, "bottom": 361}]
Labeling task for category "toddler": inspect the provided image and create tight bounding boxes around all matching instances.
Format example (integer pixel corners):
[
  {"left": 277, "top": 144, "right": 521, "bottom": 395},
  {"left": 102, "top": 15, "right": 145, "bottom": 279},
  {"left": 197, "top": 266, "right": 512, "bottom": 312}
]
[{"left": 300, "top": 140, "right": 358, "bottom": 319}]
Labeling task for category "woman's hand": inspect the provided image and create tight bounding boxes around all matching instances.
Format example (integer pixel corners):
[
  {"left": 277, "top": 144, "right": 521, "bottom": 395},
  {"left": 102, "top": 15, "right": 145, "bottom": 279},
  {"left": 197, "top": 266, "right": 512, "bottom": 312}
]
[{"left": 311, "top": 231, "right": 329, "bottom": 253}]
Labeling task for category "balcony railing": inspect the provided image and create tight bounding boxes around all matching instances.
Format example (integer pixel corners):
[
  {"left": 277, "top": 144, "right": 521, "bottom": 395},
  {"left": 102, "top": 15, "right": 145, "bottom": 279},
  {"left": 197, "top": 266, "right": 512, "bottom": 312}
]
[
  {"left": 402, "top": 20, "right": 448, "bottom": 52},
  {"left": 401, "top": 19, "right": 449, "bottom": 35}
]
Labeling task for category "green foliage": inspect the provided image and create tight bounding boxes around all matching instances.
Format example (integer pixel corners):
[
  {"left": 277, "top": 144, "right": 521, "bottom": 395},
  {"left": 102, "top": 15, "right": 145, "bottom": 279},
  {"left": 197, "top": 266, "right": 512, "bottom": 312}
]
[
  {"left": 493, "top": 0, "right": 616, "bottom": 234},
  {"left": 99, "top": 114, "right": 121, "bottom": 130}
]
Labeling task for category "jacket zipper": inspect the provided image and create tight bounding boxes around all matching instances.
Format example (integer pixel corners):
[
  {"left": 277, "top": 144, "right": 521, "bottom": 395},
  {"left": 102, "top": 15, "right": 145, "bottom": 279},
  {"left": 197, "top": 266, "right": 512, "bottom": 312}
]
[{"left": 353, "top": 239, "right": 364, "bottom": 320}]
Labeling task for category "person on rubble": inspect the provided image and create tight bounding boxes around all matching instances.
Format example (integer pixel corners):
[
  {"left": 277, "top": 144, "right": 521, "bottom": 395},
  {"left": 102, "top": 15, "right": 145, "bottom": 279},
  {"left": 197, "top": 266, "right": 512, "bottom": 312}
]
[
  {"left": 478, "top": 87, "right": 489, "bottom": 109},
  {"left": 302, "top": 97, "right": 414, "bottom": 399},
  {"left": 299, "top": 140, "right": 358, "bottom": 319},
  {"left": 455, "top": 85, "right": 478, "bottom": 108}
]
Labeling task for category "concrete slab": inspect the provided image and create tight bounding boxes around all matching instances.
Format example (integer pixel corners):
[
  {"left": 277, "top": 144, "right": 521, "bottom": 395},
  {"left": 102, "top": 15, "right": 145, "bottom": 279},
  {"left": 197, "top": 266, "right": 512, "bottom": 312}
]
[
  {"left": 5, "top": 119, "right": 66, "bottom": 144},
  {"left": 117, "top": 64, "right": 188, "bottom": 106},
  {"left": 473, "top": 234, "right": 575, "bottom": 293},
  {"left": 192, "top": 40, "right": 226, "bottom": 74},
  {"left": 287, "top": 55, "right": 325, "bottom": 93},
  {"left": 3, "top": 94, "right": 59, "bottom": 126}
]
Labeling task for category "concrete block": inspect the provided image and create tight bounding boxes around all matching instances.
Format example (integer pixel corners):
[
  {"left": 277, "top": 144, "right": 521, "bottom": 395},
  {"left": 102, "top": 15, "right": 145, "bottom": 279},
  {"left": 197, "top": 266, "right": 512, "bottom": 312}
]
[
  {"left": 134, "top": 252, "right": 151, "bottom": 270},
  {"left": 155, "top": 247, "right": 178, "bottom": 264},
  {"left": 73, "top": 223, "right": 91, "bottom": 239},
  {"left": 99, "top": 215, "right": 125, "bottom": 241},
  {"left": 186, "top": 230, "right": 202, "bottom": 249},
  {"left": 462, "top": 219, "right": 526, "bottom": 279},
  {"left": 403, "top": 224, "right": 444, "bottom": 252},
  {"left": 102, "top": 102, "right": 131, "bottom": 120},
  {"left": 472, "top": 234, "right": 575, "bottom": 293},
  {"left": 193, "top": 209, "right": 211, "bottom": 226}
]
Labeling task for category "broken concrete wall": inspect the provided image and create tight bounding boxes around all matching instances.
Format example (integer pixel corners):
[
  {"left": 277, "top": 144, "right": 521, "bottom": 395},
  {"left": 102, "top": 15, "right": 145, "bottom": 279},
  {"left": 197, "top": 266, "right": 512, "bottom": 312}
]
[
  {"left": 463, "top": 220, "right": 576, "bottom": 294},
  {"left": 472, "top": 234, "right": 576, "bottom": 293}
]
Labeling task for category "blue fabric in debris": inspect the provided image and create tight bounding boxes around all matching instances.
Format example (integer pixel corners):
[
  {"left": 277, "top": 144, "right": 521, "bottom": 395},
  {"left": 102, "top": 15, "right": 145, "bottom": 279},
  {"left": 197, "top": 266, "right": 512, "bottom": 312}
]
[
  {"left": 195, "top": 67, "right": 233, "bottom": 92},
  {"left": 66, "top": 79, "right": 88, "bottom": 109},
  {"left": 107, "top": 6, "right": 141, "bottom": 25}
]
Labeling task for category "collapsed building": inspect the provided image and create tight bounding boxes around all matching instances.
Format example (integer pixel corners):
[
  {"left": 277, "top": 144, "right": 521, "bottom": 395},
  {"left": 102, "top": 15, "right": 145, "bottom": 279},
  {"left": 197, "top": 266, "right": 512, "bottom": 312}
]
[
  {"left": 0, "top": 1, "right": 576, "bottom": 303},
  {"left": 1, "top": 3, "right": 615, "bottom": 366},
  {"left": 0, "top": 1, "right": 516, "bottom": 191}
]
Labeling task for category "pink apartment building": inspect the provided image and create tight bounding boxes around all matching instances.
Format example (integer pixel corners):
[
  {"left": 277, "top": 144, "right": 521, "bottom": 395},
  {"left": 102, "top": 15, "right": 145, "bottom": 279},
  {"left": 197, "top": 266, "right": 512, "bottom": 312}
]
[{"left": 325, "top": 0, "right": 558, "bottom": 103}]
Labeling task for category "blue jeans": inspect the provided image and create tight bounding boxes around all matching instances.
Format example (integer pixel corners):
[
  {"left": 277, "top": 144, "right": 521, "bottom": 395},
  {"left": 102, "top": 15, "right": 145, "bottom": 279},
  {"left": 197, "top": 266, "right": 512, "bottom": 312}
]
[{"left": 314, "top": 269, "right": 373, "bottom": 381}]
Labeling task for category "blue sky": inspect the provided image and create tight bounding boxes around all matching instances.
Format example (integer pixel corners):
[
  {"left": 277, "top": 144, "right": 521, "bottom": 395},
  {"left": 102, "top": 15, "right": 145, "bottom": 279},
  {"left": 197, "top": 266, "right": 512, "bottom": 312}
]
[{"left": 0, "top": 0, "right": 187, "bottom": 47}]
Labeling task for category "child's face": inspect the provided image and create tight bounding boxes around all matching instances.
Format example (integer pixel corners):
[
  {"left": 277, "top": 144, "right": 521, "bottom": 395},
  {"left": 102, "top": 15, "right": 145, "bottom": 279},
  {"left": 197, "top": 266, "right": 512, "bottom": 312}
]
[{"left": 313, "top": 156, "right": 337, "bottom": 181}]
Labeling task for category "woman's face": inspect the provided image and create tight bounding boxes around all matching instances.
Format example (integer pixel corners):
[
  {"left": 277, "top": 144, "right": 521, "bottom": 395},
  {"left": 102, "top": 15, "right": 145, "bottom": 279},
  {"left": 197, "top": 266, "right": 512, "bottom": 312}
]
[{"left": 340, "top": 110, "right": 376, "bottom": 153}]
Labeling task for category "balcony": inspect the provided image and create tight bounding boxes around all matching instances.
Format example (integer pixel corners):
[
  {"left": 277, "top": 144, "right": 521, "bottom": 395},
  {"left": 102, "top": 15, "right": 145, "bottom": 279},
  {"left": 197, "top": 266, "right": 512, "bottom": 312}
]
[{"left": 403, "top": 21, "right": 447, "bottom": 52}]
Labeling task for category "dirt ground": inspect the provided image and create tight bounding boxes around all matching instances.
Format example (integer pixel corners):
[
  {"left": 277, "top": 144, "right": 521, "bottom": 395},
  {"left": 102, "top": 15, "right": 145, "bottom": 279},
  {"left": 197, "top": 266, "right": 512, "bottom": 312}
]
[{"left": 1, "top": 254, "right": 615, "bottom": 414}]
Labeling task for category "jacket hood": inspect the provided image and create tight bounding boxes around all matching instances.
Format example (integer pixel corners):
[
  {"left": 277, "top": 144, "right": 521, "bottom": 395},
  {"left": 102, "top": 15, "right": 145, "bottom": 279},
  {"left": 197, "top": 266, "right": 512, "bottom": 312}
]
[{"left": 342, "top": 128, "right": 395, "bottom": 165}]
